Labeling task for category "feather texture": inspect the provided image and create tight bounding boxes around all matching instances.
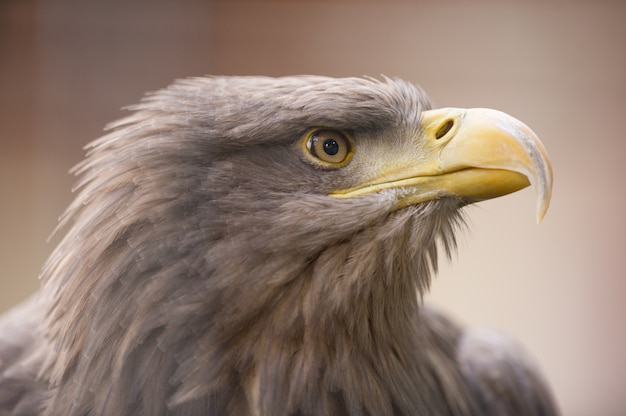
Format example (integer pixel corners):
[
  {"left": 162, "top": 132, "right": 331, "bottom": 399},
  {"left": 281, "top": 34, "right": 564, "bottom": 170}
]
[{"left": 0, "top": 76, "right": 558, "bottom": 415}]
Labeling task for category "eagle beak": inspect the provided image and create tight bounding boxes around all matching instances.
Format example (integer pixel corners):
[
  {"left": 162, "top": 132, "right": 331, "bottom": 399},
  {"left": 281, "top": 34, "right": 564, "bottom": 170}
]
[{"left": 331, "top": 108, "right": 553, "bottom": 223}]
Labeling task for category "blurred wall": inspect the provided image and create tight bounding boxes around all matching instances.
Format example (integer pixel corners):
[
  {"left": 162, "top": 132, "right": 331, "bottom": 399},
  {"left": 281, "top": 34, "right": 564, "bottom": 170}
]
[{"left": 1, "top": 1, "right": 625, "bottom": 415}]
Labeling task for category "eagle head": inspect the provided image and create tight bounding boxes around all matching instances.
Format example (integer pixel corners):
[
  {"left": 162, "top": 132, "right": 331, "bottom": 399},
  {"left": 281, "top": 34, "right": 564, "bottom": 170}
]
[{"left": 40, "top": 76, "right": 552, "bottom": 415}]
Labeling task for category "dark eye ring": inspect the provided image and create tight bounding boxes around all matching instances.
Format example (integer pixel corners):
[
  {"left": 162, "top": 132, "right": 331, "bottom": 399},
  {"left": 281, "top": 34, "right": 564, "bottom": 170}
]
[{"left": 302, "top": 129, "right": 354, "bottom": 167}]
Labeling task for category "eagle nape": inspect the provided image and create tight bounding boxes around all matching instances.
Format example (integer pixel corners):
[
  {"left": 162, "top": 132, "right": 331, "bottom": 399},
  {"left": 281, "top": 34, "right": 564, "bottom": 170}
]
[{"left": 0, "top": 75, "right": 558, "bottom": 416}]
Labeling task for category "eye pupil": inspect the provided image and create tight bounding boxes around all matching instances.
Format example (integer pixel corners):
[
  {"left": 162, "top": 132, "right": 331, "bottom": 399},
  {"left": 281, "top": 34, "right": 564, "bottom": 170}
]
[
  {"left": 323, "top": 139, "right": 339, "bottom": 155},
  {"left": 302, "top": 129, "right": 353, "bottom": 167}
]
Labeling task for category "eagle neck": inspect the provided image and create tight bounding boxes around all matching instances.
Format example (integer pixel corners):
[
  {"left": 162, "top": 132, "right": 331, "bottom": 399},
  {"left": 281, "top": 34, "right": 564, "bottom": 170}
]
[{"left": 241, "top": 201, "right": 464, "bottom": 415}]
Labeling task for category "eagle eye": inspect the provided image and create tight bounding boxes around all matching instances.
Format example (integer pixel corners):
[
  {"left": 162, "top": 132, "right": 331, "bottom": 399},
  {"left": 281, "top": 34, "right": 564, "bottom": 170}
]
[{"left": 302, "top": 129, "right": 354, "bottom": 167}]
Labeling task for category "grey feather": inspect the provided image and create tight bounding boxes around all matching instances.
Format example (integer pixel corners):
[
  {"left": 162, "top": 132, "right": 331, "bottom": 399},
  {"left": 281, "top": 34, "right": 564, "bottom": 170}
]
[
  {"left": 458, "top": 329, "right": 559, "bottom": 416},
  {"left": 0, "top": 76, "right": 558, "bottom": 415}
]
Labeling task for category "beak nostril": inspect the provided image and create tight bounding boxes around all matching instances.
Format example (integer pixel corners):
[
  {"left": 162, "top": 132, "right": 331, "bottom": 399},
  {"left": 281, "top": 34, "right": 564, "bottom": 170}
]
[{"left": 435, "top": 119, "right": 454, "bottom": 140}]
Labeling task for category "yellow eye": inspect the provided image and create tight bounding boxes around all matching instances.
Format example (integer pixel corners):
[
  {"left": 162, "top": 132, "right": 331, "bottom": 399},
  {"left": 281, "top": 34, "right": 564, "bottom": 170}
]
[{"left": 302, "top": 129, "right": 354, "bottom": 167}]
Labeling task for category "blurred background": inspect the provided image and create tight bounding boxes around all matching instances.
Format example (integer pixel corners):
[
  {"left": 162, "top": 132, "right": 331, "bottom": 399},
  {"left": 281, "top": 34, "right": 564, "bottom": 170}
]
[{"left": 1, "top": 0, "right": 624, "bottom": 414}]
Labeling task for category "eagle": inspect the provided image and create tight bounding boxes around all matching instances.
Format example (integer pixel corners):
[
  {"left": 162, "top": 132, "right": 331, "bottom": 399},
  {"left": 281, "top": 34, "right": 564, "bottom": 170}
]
[{"left": 0, "top": 76, "right": 557, "bottom": 415}]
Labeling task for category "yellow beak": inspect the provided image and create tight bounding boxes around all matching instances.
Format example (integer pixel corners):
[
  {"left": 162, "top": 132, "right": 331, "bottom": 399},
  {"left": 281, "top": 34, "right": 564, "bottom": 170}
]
[{"left": 330, "top": 108, "right": 553, "bottom": 222}]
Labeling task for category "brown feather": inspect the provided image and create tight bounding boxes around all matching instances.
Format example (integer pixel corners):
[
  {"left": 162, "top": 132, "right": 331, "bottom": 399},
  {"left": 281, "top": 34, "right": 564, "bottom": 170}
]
[{"left": 0, "top": 76, "right": 558, "bottom": 415}]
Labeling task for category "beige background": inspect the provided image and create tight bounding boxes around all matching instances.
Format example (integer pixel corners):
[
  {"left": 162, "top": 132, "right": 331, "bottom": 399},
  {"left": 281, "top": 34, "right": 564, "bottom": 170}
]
[{"left": 1, "top": 1, "right": 625, "bottom": 414}]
